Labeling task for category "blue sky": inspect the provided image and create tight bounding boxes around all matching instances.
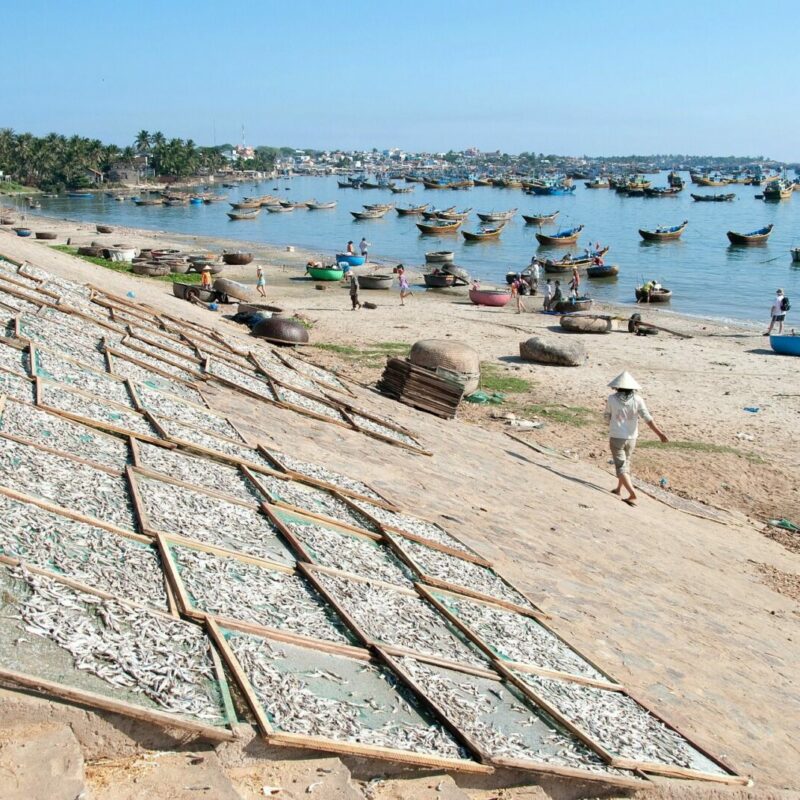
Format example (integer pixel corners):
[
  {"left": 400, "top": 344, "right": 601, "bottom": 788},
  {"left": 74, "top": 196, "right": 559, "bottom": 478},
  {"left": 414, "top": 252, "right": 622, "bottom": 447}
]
[{"left": 5, "top": 0, "right": 798, "bottom": 158}]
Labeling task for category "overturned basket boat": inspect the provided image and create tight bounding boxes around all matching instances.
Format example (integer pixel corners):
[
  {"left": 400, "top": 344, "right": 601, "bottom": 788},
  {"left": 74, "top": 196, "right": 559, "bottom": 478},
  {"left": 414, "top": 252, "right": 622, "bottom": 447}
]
[
  {"left": 34, "top": 231, "right": 57, "bottom": 240},
  {"left": 586, "top": 264, "right": 619, "bottom": 278},
  {"left": 96, "top": 224, "right": 114, "bottom": 234},
  {"left": 222, "top": 251, "right": 253, "bottom": 265},
  {"left": 358, "top": 274, "right": 394, "bottom": 289},
  {"left": 560, "top": 315, "right": 612, "bottom": 333},
  {"left": 423, "top": 272, "right": 455, "bottom": 288},
  {"left": 552, "top": 297, "right": 593, "bottom": 313}
]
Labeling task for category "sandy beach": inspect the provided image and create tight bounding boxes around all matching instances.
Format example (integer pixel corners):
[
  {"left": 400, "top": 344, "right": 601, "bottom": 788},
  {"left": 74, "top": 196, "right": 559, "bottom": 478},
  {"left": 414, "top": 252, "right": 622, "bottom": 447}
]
[{"left": 0, "top": 214, "right": 798, "bottom": 797}]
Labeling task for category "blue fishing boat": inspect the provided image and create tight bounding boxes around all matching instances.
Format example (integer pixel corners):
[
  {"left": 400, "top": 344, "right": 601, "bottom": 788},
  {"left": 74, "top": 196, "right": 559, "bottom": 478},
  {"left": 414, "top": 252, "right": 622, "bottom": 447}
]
[
  {"left": 189, "top": 197, "right": 204, "bottom": 205},
  {"left": 528, "top": 182, "right": 576, "bottom": 196},
  {"left": 335, "top": 253, "right": 366, "bottom": 266},
  {"left": 770, "top": 334, "right": 800, "bottom": 356}
]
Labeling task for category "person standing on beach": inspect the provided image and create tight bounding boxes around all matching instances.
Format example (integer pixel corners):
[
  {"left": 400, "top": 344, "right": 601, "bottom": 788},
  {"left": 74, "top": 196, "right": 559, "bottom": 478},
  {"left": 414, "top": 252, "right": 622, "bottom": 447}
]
[
  {"left": 200, "top": 266, "right": 213, "bottom": 289},
  {"left": 763, "top": 288, "right": 789, "bottom": 336},
  {"left": 256, "top": 265, "right": 266, "bottom": 298},
  {"left": 349, "top": 272, "right": 361, "bottom": 310},
  {"left": 397, "top": 265, "right": 412, "bottom": 306},
  {"left": 359, "top": 237, "right": 370, "bottom": 262},
  {"left": 528, "top": 257, "right": 540, "bottom": 295},
  {"left": 604, "top": 371, "right": 668, "bottom": 507},
  {"left": 346, "top": 240, "right": 355, "bottom": 256},
  {"left": 511, "top": 275, "right": 525, "bottom": 314},
  {"left": 542, "top": 279, "right": 553, "bottom": 311},
  {"left": 569, "top": 267, "right": 581, "bottom": 299},
  {"left": 551, "top": 280, "right": 563, "bottom": 309}
]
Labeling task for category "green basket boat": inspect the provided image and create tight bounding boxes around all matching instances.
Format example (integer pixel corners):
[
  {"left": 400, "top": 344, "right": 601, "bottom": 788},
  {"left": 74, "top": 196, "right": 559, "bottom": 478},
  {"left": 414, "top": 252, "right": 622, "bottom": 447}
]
[{"left": 307, "top": 266, "right": 345, "bottom": 281}]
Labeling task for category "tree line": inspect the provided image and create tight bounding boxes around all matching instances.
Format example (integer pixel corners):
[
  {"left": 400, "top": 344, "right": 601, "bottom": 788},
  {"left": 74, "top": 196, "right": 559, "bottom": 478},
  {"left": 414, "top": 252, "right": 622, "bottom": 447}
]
[{"left": 0, "top": 128, "right": 276, "bottom": 191}]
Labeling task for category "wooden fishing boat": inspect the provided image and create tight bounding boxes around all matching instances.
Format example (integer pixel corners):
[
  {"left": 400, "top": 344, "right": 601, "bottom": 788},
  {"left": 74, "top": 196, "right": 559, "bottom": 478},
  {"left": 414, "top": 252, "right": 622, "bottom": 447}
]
[
  {"left": 423, "top": 272, "right": 455, "bottom": 288},
  {"left": 306, "top": 200, "right": 337, "bottom": 209},
  {"left": 307, "top": 266, "right": 344, "bottom": 281},
  {"left": 396, "top": 204, "right": 428, "bottom": 216},
  {"left": 279, "top": 200, "right": 307, "bottom": 209},
  {"left": 643, "top": 187, "right": 681, "bottom": 197},
  {"left": 552, "top": 297, "right": 593, "bottom": 313},
  {"left": 695, "top": 175, "right": 730, "bottom": 187},
  {"left": 535, "top": 224, "right": 584, "bottom": 245},
  {"left": 462, "top": 225, "right": 505, "bottom": 241},
  {"left": 363, "top": 203, "right": 393, "bottom": 212},
  {"left": 770, "top": 334, "right": 800, "bottom": 356},
  {"left": 265, "top": 204, "right": 293, "bottom": 213},
  {"left": 163, "top": 199, "right": 188, "bottom": 207},
  {"left": 358, "top": 274, "right": 394, "bottom": 289},
  {"left": 584, "top": 178, "right": 609, "bottom": 189},
  {"left": 336, "top": 254, "right": 366, "bottom": 266},
  {"left": 586, "top": 263, "right": 619, "bottom": 278},
  {"left": 222, "top": 252, "right": 253, "bottom": 265},
  {"left": 134, "top": 198, "right": 163, "bottom": 206},
  {"left": 417, "top": 219, "right": 463, "bottom": 234},
  {"left": 423, "top": 179, "right": 450, "bottom": 189},
  {"left": 230, "top": 199, "right": 261, "bottom": 209},
  {"left": 421, "top": 206, "right": 456, "bottom": 220},
  {"left": 477, "top": 208, "right": 517, "bottom": 222},
  {"left": 469, "top": 287, "right": 511, "bottom": 307},
  {"left": 67, "top": 191, "right": 93, "bottom": 198},
  {"left": 436, "top": 207, "right": 472, "bottom": 220},
  {"left": 667, "top": 171, "right": 684, "bottom": 189},
  {"left": 351, "top": 208, "right": 387, "bottom": 219},
  {"left": 424, "top": 250, "right": 455, "bottom": 263},
  {"left": 726, "top": 224, "right": 774, "bottom": 244},
  {"left": 473, "top": 177, "right": 493, "bottom": 186},
  {"left": 691, "top": 193, "right": 735, "bottom": 202},
  {"left": 543, "top": 247, "right": 611, "bottom": 272},
  {"left": 638, "top": 220, "right": 688, "bottom": 241},
  {"left": 227, "top": 209, "right": 260, "bottom": 220},
  {"left": 448, "top": 179, "right": 474, "bottom": 189},
  {"left": 337, "top": 180, "right": 353, "bottom": 188},
  {"left": 528, "top": 183, "right": 575, "bottom": 196},
  {"left": 389, "top": 185, "right": 414, "bottom": 193},
  {"left": 522, "top": 211, "right": 559, "bottom": 224},
  {"left": 763, "top": 180, "right": 793, "bottom": 200},
  {"left": 635, "top": 286, "right": 672, "bottom": 302}
]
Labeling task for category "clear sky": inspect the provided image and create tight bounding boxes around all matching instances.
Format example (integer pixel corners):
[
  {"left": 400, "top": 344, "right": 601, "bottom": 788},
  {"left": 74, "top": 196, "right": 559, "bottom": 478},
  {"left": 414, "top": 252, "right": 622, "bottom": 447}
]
[{"left": 5, "top": 0, "right": 799, "bottom": 159}]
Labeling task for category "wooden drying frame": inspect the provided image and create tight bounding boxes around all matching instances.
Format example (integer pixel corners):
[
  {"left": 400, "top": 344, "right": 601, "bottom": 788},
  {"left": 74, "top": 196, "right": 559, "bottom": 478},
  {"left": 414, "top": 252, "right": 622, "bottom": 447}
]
[
  {"left": 385, "top": 532, "right": 541, "bottom": 616},
  {"left": 125, "top": 325, "right": 206, "bottom": 366},
  {"left": 0, "top": 363, "right": 36, "bottom": 403},
  {"left": 184, "top": 334, "right": 255, "bottom": 371},
  {"left": 256, "top": 444, "right": 398, "bottom": 510},
  {"left": 495, "top": 660, "right": 746, "bottom": 784},
  {"left": 206, "top": 619, "right": 491, "bottom": 774},
  {"left": 119, "top": 333, "right": 205, "bottom": 378},
  {"left": 272, "top": 348, "right": 356, "bottom": 398},
  {"left": 104, "top": 346, "right": 208, "bottom": 397},
  {"left": 0, "top": 278, "right": 59, "bottom": 311},
  {"left": 263, "top": 374, "right": 356, "bottom": 431},
  {"left": 337, "top": 403, "right": 432, "bottom": 456},
  {"left": 126, "top": 465, "right": 296, "bottom": 568},
  {"left": 0, "top": 563, "right": 236, "bottom": 742},
  {"left": 376, "top": 648, "right": 645, "bottom": 789},
  {"left": 299, "top": 562, "right": 491, "bottom": 674},
  {"left": 156, "top": 534, "right": 359, "bottom": 653},
  {"left": 201, "top": 355, "right": 283, "bottom": 408},
  {"left": 416, "top": 584, "right": 620, "bottom": 691},
  {"left": 342, "top": 496, "right": 489, "bottom": 566},
  {"left": 34, "top": 376, "right": 164, "bottom": 444},
  {"left": 52, "top": 303, "right": 126, "bottom": 335}
]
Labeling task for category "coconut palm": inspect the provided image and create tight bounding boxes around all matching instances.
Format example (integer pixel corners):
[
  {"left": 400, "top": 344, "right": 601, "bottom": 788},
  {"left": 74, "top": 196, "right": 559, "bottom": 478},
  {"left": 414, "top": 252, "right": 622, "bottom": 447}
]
[{"left": 135, "top": 130, "right": 151, "bottom": 152}]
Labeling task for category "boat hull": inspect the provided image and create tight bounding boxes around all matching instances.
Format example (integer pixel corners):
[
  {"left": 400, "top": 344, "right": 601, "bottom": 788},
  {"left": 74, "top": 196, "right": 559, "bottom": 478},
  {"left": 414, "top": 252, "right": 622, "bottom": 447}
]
[
  {"left": 307, "top": 267, "right": 344, "bottom": 281},
  {"left": 586, "top": 265, "right": 619, "bottom": 278},
  {"left": 335, "top": 254, "right": 366, "bottom": 266},
  {"left": 522, "top": 212, "right": 559, "bottom": 224},
  {"left": 424, "top": 273, "right": 455, "bottom": 288},
  {"left": 424, "top": 251, "right": 455, "bottom": 263},
  {"left": 536, "top": 227, "right": 583, "bottom": 245},
  {"left": 770, "top": 335, "right": 800, "bottom": 356},
  {"left": 726, "top": 225, "right": 773, "bottom": 244},
  {"left": 357, "top": 275, "right": 394, "bottom": 290},
  {"left": 469, "top": 288, "right": 511, "bottom": 307},
  {"left": 635, "top": 288, "right": 672, "bottom": 302}
]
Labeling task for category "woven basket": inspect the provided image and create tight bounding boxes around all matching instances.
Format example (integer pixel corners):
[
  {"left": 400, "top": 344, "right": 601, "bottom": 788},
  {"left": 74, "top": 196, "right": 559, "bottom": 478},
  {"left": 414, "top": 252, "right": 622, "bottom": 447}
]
[{"left": 408, "top": 339, "right": 480, "bottom": 394}]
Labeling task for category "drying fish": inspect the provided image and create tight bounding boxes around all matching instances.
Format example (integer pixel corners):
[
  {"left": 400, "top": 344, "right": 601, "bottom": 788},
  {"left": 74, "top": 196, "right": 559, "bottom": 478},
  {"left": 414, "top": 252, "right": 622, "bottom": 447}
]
[
  {"left": 16, "top": 312, "right": 111, "bottom": 371},
  {"left": 205, "top": 358, "right": 278, "bottom": 403},
  {"left": 0, "top": 436, "right": 136, "bottom": 530},
  {"left": 136, "top": 442, "right": 260, "bottom": 504},
  {"left": 128, "top": 329, "right": 201, "bottom": 361},
  {"left": 277, "top": 352, "right": 348, "bottom": 392},
  {"left": 0, "top": 342, "right": 28, "bottom": 376},
  {"left": 0, "top": 290, "right": 41, "bottom": 314},
  {"left": 108, "top": 355, "right": 205, "bottom": 404},
  {"left": 1, "top": 398, "right": 130, "bottom": 470},
  {"left": 347, "top": 412, "right": 419, "bottom": 448},
  {"left": 121, "top": 336, "right": 203, "bottom": 375},
  {"left": 274, "top": 386, "right": 347, "bottom": 423},
  {"left": 279, "top": 514, "right": 412, "bottom": 586},
  {"left": 107, "top": 341, "right": 200, "bottom": 382},
  {"left": 0, "top": 371, "right": 35, "bottom": 403},
  {"left": 390, "top": 535, "right": 533, "bottom": 611},
  {"left": 170, "top": 543, "right": 349, "bottom": 643},
  {"left": 256, "top": 360, "right": 321, "bottom": 394},
  {"left": 0, "top": 493, "right": 167, "bottom": 609},
  {"left": 136, "top": 474, "right": 294, "bottom": 565},
  {"left": 438, "top": 593, "right": 606, "bottom": 681},
  {"left": 315, "top": 572, "right": 486, "bottom": 668}
]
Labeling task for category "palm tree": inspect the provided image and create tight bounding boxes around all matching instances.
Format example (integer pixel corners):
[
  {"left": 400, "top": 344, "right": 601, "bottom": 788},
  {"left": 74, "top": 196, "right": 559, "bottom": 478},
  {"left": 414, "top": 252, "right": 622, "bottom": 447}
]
[
  {"left": 151, "top": 131, "right": 165, "bottom": 148},
  {"left": 135, "top": 130, "right": 151, "bottom": 152}
]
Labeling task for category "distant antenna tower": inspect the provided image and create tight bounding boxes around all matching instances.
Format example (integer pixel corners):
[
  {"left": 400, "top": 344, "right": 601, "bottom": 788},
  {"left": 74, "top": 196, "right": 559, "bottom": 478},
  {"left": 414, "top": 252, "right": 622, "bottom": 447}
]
[{"left": 241, "top": 124, "right": 246, "bottom": 147}]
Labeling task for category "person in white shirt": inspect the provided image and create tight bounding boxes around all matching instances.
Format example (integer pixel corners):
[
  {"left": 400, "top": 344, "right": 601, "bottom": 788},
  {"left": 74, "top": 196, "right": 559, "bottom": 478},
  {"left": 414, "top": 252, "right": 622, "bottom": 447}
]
[
  {"left": 764, "top": 288, "right": 787, "bottom": 335},
  {"left": 542, "top": 279, "right": 553, "bottom": 310},
  {"left": 528, "top": 258, "right": 541, "bottom": 294},
  {"left": 604, "top": 371, "right": 668, "bottom": 506},
  {"left": 359, "top": 237, "right": 370, "bottom": 261}
]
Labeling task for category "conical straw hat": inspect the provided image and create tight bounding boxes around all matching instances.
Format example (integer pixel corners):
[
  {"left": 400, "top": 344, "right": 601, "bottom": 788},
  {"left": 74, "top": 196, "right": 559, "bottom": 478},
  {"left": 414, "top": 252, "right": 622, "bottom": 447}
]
[{"left": 608, "top": 371, "right": 641, "bottom": 391}]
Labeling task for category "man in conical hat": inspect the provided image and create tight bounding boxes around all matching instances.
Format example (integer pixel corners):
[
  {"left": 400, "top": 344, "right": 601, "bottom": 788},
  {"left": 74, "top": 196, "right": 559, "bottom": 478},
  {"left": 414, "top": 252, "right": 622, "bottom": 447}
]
[{"left": 604, "top": 371, "right": 668, "bottom": 506}]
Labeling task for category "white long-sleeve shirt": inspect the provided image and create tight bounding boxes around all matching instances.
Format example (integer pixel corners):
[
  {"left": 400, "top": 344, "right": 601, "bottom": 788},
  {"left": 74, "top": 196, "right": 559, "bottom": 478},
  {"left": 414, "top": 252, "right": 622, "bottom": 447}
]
[{"left": 604, "top": 392, "right": 653, "bottom": 439}]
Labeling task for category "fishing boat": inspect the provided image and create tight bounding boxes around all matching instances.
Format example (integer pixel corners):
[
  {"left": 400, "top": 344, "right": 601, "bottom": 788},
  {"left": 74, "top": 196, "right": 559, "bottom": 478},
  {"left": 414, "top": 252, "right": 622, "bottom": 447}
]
[
  {"left": 691, "top": 193, "right": 735, "bottom": 202},
  {"left": 535, "top": 224, "right": 584, "bottom": 245},
  {"left": 351, "top": 208, "right": 388, "bottom": 219},
  {"left": 307, "top": 266, "right": 344, "bottom": 281},
  {"left": 396, "top": 204, "right": 428, "bottom": 216},
  {"left": 586, "top": 263, "right": 619, "bottom": 278},
  {"left": 421, "top": 206, "right": 456, "bottom": 220},
  {"left": 423, "top": 179, "right": 450, "bottom": 189},
  {"left": 552, "top": 297, "right": 593, "bottom": 313},
  {"left": 635, "top": 286, "right": 672, "bottom": 302},
  {"left": 424, "top": 250, "right": 455, "bottom": 263},
  {"left": 423, "top": 272, "right": 455, "bottom": 288},
  {"left": 417, "top": 219, "right": 463, "bottom": 234},
  {"left": 134, "top": 198, "right": 163, "bottom": 206},
  {"left": 543, "top": 247, "right": 611, "bottom": 272},
  {"left": 695, "top": 175, "right": 729, "bottom": 187},
  {"left": 357, "top": 274, "right": 394, "bottom": 290},
  {"left": 336, "top": 253, "right": 366, "bottom": 266},
  {"left": 230, "top": 199, "right": 261, "bottom": 209},
  {"left": 67, "top": 191, "right": 93, "bottom": 198},
  {"left": 469, "top": 287, "right": 511, "bottom": 307},
  {"left": 791, "top": 247, "right": 800, "bottom": 262},
  {"left": 363, "top": 203, "right": 393, "bottom": 212},
  {"left": 227, "top": 209, "right": 261, "bottom": 220},
  {"left": 726, "top": 224, "right": 774, "bottom": 244},
  {"left": 279, "top": 200, "right": 307, "bottom": 209},
  {"left": 638, "top": 220, "right": 688, "bottom": 241},
  {"left": 436, "top": 207, "right": 472, "bottom": 221},
  {"left": 306, "top": 200, "right": 337, "bottom": 209},
  {"left": 462, "top": 224, "right": 506, "bottom": 241},
  {"left": 473, "top": 177, "right": 493, "bottom": 186},
  {"left": 337, "top": 180, "right": 354, "bottom": 188},
  {"left": 477, "top": 209, "right": 517, "bottom": 222},
  {"left": 643, "top": 187, "right": 681, "bottom": 197},
  {"left": 163, "top": 199, "right": 187, "bottom": 207},
  {"left": 189, "top": 197, "right": 204, "bottom": 205},
  {"left": 763, "top": 179, "right": 793, "bottom": 200},
  {"left": 389, "top": 185, "right": 415, "bottom": 194},
  {"left": 770, "top": 334, "right": 800, "bottom": 356},
  {"left": 528, "top": 182, "right": 576, "bottom": 196},
  {"left": 584, "top": 177, "right": 609, "bottom": 189},
  {"left": 522, "top": 211, "right": 559, "bottom": 225},
  {"left": 667, "top": 171, "right": 684, "bottom": 189},
  {"left": 265, "top": 204, "right": 293, "bottom": 213}
]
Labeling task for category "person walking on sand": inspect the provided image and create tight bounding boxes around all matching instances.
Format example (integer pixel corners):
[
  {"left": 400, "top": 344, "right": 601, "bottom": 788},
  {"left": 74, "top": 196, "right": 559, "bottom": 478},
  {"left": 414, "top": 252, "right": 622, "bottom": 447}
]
[
  {"left": 256, "top": 265, "right": 266, "bottom": 298},
  {"left": 511, "top": 275, "right": 525, "bottom": 314},
  {"left": 396, "top": 265, "right": 412, "bottom": 306},
  {"left": 569, "top": 266, "right": 581, "bottom": 299},
  {"left": 200, "top": 266, "right": 213, "bottom": 289},
  {"left": 359, "top": 237, "right": 370, "bottom": 262},
  {"left": 551, "top": 280, "right": 563, "bottom": 309},
  {"left": 349, "top": 272, "right": 361, "bottom": 310},
  {"left": 763, "top": 288, "right": 789, "bottom": 336},
  {"left": 604, "top": 371, "right": 668, "bottom": 507}
]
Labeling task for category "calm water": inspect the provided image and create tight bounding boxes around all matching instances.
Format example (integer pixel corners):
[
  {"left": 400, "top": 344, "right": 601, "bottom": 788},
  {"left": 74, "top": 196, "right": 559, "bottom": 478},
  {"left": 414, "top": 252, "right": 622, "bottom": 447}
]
[{"left": 17, "top": 172, "right": 800, "bottom": 324}]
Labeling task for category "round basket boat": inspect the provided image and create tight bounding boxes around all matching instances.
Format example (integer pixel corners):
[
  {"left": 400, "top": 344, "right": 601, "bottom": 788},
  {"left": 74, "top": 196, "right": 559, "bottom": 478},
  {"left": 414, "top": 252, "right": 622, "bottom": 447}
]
[
  {"left": 132, "top": 263, "right": 171, "bottom": 277},
  {"left": 77, "top": 245, "right": 105, "bottom": 257},
  {"left": 469, "top": 288, "right": 511, "bottom": 307},
  {"left": 172, "top": 283, "right": 216, "bottom": 302},
  {"left": 335, "top": 254, "right": 366, "bottom": 267},
  {"left": 107, "top": 247, "right": 137, "bottom": 263},
  {"left": 222, "top": 252, "right": 253, "bottom": 266},
  {"left": 34, "top": 231, "right": 57, "bottom": 240},
  {"left": 96, "top": 224, "right": 114, "bottom": 234},
  {"left": 237, "top": 302, "right": 284, "bottom": 316},
  {"left": 0, "top": 218, "right": 15, "bottom": 226},
  {"left": 307, "top": 266, "right": 344, "bottom": 281},
  {"left": 13, "top": 228, "right": 32, "bottom": 237},
  {"left": 169, "top": 261, "right": 192, "bottom": 274},
  {"left": 425, "top": 251, "right": 455, "bottom": 263},
  {"left": 409, "top": 339, "right": 480, "bottom": 394},
  {"left": 552, "top": 297, "right": 593, "bottom": 313},
  {"left": 559, "top": 315, "right": 612, "bottom": 334},
  {"left": 358, "top": 274, "right": 394, "bottom": 290},
  {"left": 213, "top": 278, "right": 252, "bottom": 301},
  {"left": 251, "top": 316, "right": 310, "bottom": 346}
]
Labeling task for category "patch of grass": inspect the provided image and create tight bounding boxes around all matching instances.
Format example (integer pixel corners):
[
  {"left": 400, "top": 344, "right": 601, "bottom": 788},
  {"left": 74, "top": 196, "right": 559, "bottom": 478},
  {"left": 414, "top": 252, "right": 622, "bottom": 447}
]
[
  {"left": 313, "top": 341, "right": 410, "bottom": 368},
  {"left": 314, "top": 343, "right": 362, "bottom": 357},
  {"left": 480, "top": 362, "right": 532, "bottom": 394},
  {"left": 519, "top": 403, "right": 599, "bottom": 427},
  {"left": 638, "top": 439, "right": 765, "bottom": 463},
  {"left": 51, "top": 246, "right": 201, "bottom": 283},
  {"left": 0, "top": 181, "right": 36, "bottom": 194}
]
